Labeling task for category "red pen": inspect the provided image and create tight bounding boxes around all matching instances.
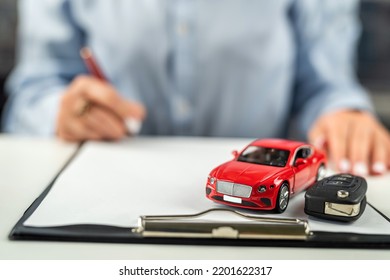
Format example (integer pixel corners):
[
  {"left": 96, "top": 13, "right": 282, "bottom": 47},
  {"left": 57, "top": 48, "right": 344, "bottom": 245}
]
[
  {"left": 80, "top": 47, "right": 107, "bottom": 81},
  {"left": 79, "top": 47, "right": 142, "bottom": 134}
]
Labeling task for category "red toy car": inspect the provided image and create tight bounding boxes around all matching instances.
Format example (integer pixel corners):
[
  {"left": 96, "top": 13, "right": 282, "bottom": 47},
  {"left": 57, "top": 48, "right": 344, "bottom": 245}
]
[{"left": 206, "top": 139, "right": 327, "bottom": 213}]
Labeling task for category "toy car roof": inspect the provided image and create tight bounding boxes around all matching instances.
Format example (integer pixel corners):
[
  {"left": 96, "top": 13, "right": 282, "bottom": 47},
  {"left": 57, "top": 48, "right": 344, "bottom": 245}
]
[{"left": 248, "top": 138, "right": 309, "bottom": 151}]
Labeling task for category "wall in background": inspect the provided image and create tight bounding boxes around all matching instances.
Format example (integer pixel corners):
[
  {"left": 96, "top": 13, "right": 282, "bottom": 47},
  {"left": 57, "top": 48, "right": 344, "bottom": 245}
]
[
  {"left": 358, "top": 0, "right": 390, "bottom": 91},
  {"left": 358, "top": 0, "right": 390, "bottom": 128},
  {"left": 0, "top": 0, "right": 16, "bottom": 124},
  {"left": 0, "top": 0, "right": 15, "bottom": 75}
]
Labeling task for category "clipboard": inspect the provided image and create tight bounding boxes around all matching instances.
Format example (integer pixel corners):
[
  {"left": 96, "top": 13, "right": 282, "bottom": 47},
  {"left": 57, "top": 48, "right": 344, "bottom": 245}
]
[{"left": 9, "top": 138, "right": 390, "bottom": 248}]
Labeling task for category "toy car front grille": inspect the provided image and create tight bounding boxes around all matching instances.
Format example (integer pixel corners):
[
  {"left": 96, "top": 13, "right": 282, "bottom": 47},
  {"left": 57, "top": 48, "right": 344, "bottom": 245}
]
[{"left": 216, "top": 181, "right": 252, "bottom": 198}]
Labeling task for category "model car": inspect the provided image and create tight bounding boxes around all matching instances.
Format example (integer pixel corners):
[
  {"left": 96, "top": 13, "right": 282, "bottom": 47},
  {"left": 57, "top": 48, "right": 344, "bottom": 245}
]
[{"left": 205, "top": 138, "right": 327, "bottom": 213}]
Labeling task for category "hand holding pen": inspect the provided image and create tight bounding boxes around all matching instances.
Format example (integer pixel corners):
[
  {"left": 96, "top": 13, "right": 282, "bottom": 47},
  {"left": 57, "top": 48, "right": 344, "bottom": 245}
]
[{"left": 55, "top": 47, "right": 146, "bottom": 142}]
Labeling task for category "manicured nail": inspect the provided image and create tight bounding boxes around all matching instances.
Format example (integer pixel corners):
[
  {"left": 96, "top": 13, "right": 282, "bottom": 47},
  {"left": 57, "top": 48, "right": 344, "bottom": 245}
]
[
  {"left": 125, "top": 118, "right": 142, "bottom": 135},
  {"left": 372, "top": 162, "right": 386, "bottom": 174},
  {"left": 353, "top": 162, "right": 368, "bottom": 176},
  {"left": 339, "top": 159, "right": 350, "bottom": 173}
]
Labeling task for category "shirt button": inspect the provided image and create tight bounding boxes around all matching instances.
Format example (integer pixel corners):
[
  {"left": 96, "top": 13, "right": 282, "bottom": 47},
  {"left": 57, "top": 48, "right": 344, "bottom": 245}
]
[
  {"left": 177, "top": 99, "right": 190, "bottom": 117},
  {"left": 177, "top": 23, "right": 188, "bottom": 36}
]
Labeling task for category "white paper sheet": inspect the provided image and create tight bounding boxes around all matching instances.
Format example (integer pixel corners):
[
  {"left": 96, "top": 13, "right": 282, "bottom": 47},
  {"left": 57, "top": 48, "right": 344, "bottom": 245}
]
[{"left": 24, "top": 137, "right": 390, "bottom": 235}]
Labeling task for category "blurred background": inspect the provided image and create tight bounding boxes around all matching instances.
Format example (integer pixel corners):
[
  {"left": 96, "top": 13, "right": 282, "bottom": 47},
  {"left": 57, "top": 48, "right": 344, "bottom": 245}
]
[
  {"left": 358, "top": 0, "right": 390, "bottom": 129},
  {"left": 0, "top": 0, "right": 15, "bottom": 127},
  {"left": 0, "top": 0, "right": 389, "bottom": 131}
]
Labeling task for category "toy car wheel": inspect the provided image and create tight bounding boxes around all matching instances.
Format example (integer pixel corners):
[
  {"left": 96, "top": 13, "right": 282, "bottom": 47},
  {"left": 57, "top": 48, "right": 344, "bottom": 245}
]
[
  {"left": 316, "top": 164, "right": 326, "bottom": 181},
  {"left": 275, "top": 183, "right": 289, "bottom": 213}
]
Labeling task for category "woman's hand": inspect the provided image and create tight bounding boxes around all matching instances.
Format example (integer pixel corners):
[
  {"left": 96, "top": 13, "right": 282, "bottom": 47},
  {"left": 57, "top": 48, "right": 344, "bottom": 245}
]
[
  {"left": 309, "top": 110, "right": 390, "bottom": 176},
  {"left": 56, "top": 75, "right": 146, "bottom": 142}
]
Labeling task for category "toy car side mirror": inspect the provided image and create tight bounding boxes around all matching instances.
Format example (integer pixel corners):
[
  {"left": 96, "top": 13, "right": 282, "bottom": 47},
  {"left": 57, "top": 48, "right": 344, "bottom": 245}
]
[
  {"left": 232, "top": 150, "right": 239, "bottom": 158},
  {"left": 295, "top": 158, "right": 307, "bottom": 166}
]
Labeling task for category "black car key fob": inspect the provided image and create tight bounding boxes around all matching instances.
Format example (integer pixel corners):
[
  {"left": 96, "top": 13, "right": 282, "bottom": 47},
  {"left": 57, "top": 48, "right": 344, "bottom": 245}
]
[{"left": 304, "top": 174, "right": 367, "bottom": 222}]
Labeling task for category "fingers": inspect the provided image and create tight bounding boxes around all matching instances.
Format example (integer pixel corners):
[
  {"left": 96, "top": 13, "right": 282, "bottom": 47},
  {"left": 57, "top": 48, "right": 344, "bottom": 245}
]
[
  {"left": 84, "top": 105, "right": 127, "bottom": 139},
  {"left": 57, "top": 104, "right": 127, "bottom": 142},
  {"left": 308, "top": 123, "right": 325, "bottom": 150},
  {"left": 370, "top": 126, "right": 390, "bottom": 175},
  {"left": 347, "top": 113, "right": 373, "bottom": 176},
  {"left": 72, "top": 76, "right": 146, "bottom": 120},
  {"left": 308, "top": 111, "right": 349, "bottom": 173},
  {"left": 309, "top": 110, "right": 390, "bottom": 176},
  {"left": 57, "top": 117, "right": 102, "bottom": 142},
  {"left": 56, "top": 75, "right": 146, "bottom": 142},
  {"left": 346, "top": 113, "right": 390, "bottom": 176},
  {"left": 325, "top": 120, "right": 349, "bottom": 173}
]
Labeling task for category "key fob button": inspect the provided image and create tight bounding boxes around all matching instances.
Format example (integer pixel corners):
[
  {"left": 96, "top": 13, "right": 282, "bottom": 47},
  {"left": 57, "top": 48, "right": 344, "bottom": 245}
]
[
  {"left": 337, "top": 190, "right": 349, "bottom": 198},
  {"left": 332, "top": 176, "right": 351, "bottom": 182},
  {"left": 327, "top": 181, "right": 344, "bottom": 185}
]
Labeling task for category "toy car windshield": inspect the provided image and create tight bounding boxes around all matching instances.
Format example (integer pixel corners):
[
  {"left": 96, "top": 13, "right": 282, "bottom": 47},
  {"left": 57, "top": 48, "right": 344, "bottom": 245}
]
[{"left": 237, "top": 146, "right": 290, "bottom": 167}]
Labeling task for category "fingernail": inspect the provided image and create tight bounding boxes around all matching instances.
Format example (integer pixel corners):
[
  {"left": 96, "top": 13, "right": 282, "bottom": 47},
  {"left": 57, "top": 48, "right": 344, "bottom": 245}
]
[
  {"left": 372, "top": 162, "right": 386, "bottom": 174},
  {"left": 353, "top": 162, "right": 368, "bottom": 176},
  {"left": 339, "top": 159, "right": 350, "bottom": 173},
  {"left": 125, "top": 118, "right": 142, "bottom": 135}
]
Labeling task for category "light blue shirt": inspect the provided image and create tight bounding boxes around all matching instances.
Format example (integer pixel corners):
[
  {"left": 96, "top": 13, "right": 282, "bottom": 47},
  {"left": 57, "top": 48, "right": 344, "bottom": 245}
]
[{"left": 2, "top": 0, "right": 373, "bottom": 139}]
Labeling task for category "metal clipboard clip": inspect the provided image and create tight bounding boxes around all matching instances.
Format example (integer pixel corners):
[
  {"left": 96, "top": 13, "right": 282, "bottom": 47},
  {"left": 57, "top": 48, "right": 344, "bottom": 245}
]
[{"left": 132, "top": 208, "right": 310, "bottom": 240}]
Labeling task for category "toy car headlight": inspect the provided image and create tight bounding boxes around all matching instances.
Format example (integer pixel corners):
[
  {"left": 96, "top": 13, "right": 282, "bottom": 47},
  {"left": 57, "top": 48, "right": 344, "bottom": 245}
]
[
  {"left": 258, "top": 185, "right": 267, "bottom": 193},
  {"left": 209, "top": 177, "right": 216, "bottom": 185}
]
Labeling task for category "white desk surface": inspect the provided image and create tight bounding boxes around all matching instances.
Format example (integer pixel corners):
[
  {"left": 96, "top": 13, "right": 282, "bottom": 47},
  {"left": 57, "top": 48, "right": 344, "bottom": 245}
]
[{"left": 1, "top": 134, "right": 390, "bottom": 260}]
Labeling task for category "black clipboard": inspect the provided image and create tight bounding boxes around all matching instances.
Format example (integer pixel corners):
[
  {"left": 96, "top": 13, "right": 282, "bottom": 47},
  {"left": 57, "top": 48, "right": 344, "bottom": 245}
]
[{"left": 9, "top": 143, "right": 390, "bottom": 249}]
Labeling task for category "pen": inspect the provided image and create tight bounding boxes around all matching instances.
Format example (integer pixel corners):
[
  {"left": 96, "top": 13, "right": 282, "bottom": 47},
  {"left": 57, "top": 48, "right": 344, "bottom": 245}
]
[{"left": 79, "top": 47, "right": 142, "bottom": 135}]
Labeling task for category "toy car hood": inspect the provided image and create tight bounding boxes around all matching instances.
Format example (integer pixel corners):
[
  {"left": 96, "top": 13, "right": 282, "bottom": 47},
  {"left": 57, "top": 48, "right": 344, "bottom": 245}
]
[{"left": 213, "top": 160, "right": 283, "bottom": 185}]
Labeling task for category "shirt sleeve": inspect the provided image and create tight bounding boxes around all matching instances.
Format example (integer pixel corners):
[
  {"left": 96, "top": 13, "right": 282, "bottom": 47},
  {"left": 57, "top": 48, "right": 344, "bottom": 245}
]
[
  {"left": 2, "top": 0, "right": 85, "bottom": 136},
  {"left": 289, "top": 0, "right": 374, "bottom": 140}
]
